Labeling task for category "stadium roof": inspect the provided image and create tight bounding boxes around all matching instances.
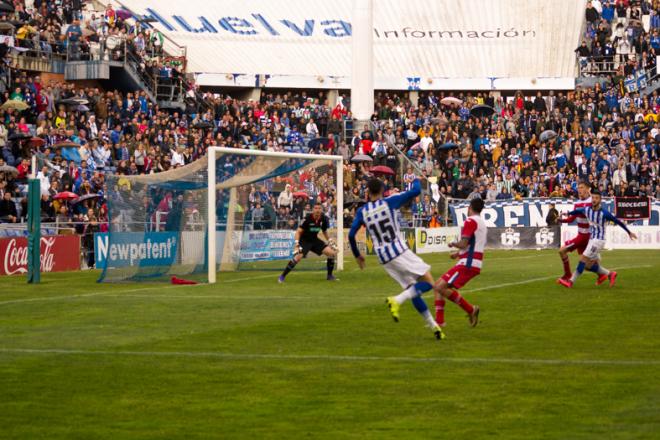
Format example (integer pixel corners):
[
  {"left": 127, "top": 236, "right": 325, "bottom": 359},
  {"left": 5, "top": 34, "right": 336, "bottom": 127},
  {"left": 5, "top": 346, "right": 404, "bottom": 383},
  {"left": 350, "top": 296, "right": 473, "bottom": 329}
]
[{"left": 126, "top": 0, "right": 586, "bottom": 90}]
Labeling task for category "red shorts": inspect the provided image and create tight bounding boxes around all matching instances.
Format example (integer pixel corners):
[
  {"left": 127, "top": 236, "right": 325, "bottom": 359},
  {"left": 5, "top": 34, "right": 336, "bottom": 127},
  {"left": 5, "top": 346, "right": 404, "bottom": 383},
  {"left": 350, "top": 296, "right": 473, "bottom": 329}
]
[
  {"left": 441, "top": 265, "right": 480, "bottom": 289},
  {"left": 564, "top": 234, "right": 590, "bottom": 255}
]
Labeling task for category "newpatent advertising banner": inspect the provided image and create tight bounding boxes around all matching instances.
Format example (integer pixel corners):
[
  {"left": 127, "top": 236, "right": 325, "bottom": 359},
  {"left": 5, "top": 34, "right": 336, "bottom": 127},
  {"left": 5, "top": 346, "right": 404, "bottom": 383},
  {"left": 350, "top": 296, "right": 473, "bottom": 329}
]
[{"left": 450, "top": 198, "right": 660, "bottom": 228}]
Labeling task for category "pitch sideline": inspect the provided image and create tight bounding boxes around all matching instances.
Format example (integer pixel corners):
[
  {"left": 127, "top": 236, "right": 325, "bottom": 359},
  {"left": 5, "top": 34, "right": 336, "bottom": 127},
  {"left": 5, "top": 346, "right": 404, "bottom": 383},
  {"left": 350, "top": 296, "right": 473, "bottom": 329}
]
[
  {"left": 0, "top": 264, "right": 651, "bottom": 306},
  {"left": 0, "top": 347, "right": 657, "bottom": 367}
]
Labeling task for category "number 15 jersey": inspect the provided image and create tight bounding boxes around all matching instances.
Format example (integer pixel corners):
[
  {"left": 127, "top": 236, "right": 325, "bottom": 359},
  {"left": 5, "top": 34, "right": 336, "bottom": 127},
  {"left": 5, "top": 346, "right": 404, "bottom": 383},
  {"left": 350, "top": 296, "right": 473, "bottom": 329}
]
[{"left": 349, "top": 179, "right": 422, "bottom": 264}]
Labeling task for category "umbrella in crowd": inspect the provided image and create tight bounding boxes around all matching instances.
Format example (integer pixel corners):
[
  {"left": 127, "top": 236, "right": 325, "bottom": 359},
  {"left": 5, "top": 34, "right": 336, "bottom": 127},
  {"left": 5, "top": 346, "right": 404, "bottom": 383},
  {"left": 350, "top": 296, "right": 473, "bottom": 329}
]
[
  {"left": 371, "top": 165, "right": 395, "bottom": 176},
  {"left": 307, "top": 137, "right": 331, "bottom": 151},
  {"left": 8, "top": 132, "right": 31, "bottom": 141},
  {"left": 71, "top": 193, "right": 100, "bottom": 205},
  {"left": 58, "top": 97, "right": 89, "bottom": 106},
  {"left": 540, "top": 130, "right": 558, "bottom": 142},
  {"left": 53, "top": 141, "right": 80, "bottom": 149},
  {"left": 470, "top": 104, "right": 496, "bottom": 118},
  {"left": 193, "top": 121, "right": 213, "bottom": 129},
  {"left": 293, "top": 191, "right": 309, "bottom": 198},
  {"left": 0, "top": 2, "right": 14, "bottom": 13},
  {"left": 440, "top": 97, "right": 462, "bottom": 106},
  {"left": 53, "top": 191, "right": 79, "bottom": 200},
  {"left": 29, "top": 137, "right": 45, "bottom": 147},
  {"left": 0, "top": 164, "right": 18, "bottom": 176},
  {"left": 1, "top": 99, "right": 29, "bottom": 111},
  {"left": 438, "top": 142, "right": 459, "bottom": 150},
  {"left": 116, "top": 9, "right": 133, "bottom": 20},
  {"left": 351, "top": 154, "right": 373, "bottom": 163}
]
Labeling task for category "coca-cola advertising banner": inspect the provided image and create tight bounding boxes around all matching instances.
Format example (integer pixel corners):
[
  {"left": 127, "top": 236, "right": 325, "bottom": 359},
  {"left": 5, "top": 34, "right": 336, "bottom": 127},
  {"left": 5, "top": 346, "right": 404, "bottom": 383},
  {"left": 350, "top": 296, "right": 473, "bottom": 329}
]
[{"left": 0, "top": 235, "right": 80, "bottom": 276}]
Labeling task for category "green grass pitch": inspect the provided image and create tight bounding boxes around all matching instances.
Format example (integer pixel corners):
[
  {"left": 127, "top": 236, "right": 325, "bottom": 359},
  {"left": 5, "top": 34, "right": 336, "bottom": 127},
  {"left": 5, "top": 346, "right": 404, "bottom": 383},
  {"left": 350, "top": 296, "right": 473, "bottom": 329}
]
[{"left": 1, "top": 249, "right": 659, "bottom": 439}]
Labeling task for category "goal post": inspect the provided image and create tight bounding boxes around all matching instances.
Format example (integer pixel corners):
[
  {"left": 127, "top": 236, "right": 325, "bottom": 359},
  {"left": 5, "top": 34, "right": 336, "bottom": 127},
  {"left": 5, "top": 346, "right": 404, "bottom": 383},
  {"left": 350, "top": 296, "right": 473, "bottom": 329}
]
[
  {"left": 98, "top": 147, "right": 343, "bottom": 284},
  {"left": 206, "top": 147, "right": 344, "bottom": 284}
]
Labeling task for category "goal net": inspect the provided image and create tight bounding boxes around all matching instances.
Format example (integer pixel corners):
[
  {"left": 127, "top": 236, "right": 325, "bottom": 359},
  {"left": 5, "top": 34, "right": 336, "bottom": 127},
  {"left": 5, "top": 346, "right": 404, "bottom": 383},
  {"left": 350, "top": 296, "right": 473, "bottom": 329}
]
[{"left": 99, "top": 148, "right": 343, "bottom": 283}]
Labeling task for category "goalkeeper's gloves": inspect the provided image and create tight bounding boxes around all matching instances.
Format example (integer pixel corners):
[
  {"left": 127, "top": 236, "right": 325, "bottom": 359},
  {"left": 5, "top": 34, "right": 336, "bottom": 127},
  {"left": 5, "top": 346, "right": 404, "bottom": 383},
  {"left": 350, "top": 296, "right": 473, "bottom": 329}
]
[
  {"left": 294, "top": 240, "right": 303, "bottom": 255},
  {"left": 328, "top": 238, "right": 338, "bottom": 251}
]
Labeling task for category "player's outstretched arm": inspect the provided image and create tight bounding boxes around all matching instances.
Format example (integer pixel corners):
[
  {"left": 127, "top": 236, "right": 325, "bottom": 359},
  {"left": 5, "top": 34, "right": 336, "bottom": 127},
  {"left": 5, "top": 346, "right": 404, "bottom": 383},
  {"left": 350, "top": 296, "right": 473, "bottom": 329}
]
[
  {"left": 449, "top": 237, "right": 470, "bottom": 250},
  {"left": 604, "top": 210, "right": 637, "bottom": 240},
  {"left": 385, "top": 178, "right": 422, "bottom": 209},
  {"left": 348, "top": 208, "right": 366, "bottom": 269},
  {"left": 566, "top": 208, "right": 585, "bottom": 217},
  {"left": 294, "top": 227, "right": 304, "bottom": 254},
  {"left": 449, "top": 217, "right": 476, "bottom": 251}
]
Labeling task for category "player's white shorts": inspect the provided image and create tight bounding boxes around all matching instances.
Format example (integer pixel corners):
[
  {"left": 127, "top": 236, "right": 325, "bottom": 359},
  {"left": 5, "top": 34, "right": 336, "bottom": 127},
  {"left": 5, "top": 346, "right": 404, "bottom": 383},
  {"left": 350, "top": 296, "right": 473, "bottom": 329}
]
[
  {"left": 383, "top": 250, "right": 431, "bottom": 288},
  {"left": 583, "top": 238, "right": 606, "bottom": 260}
]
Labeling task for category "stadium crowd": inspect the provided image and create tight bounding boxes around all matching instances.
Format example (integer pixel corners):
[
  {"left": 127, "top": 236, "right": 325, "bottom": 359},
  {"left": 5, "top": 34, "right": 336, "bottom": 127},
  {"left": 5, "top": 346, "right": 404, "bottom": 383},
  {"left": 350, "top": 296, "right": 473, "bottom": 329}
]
[
  {"left": 0, "top": 0, "right": 659, "bottom": 267},
  {"left": 578, "top": 1, "right": 659, "bottom": 81}
]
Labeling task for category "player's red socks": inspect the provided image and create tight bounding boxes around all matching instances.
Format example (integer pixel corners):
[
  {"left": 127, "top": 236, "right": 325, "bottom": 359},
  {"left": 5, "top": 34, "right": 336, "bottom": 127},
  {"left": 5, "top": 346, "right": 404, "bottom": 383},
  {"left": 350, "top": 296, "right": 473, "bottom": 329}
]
[
  {"left": 562, "top": 256, "right": 572, "bottom": 278},
  {"left": 447, "top": 290, "right": 474, "bottom": 314},
  {"left": 434, "top": 298, "right": 446, "bottom": 327}
]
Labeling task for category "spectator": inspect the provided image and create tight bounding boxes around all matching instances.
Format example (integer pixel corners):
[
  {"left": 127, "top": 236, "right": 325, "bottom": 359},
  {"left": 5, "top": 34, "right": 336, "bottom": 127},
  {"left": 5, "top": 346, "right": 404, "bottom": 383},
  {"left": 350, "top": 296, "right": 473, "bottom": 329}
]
[
  {"left": 546, "top": 203, "right": 560, "bottom": 226},
  {"left": 278, "top": 184, "right": 294, "bottom": 209},
  {"left": 0, "top": 191, "right": 17, "bottom": 222}
]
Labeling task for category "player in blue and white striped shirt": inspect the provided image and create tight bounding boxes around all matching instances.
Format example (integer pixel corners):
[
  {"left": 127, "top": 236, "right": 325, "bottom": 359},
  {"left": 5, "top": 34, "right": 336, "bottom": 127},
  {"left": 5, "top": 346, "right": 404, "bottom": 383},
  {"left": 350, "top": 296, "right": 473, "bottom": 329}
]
[
  {"left": 558, "top": 190, "right": 637, "bottom": 288},
  {"left": 349, "top": 177, "right": 445, "bottom": 340}
]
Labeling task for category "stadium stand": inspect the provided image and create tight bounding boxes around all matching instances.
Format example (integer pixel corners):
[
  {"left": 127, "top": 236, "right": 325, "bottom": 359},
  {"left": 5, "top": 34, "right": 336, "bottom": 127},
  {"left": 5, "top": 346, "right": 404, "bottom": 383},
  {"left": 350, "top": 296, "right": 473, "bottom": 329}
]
[{"left": 0, "top": 0, "right": 658, "bottom": 269}]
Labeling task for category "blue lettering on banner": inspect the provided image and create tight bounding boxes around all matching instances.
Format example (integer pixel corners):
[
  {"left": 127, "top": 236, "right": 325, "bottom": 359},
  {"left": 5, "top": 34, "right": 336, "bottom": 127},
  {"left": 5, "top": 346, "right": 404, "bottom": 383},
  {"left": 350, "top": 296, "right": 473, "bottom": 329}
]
[
  {"left": 137, "top": 8, "right": 537, "bottom": 42},
  {"left": 219, "top": 16, "right": 257, "bottom": 35},
  {"left": 239, "top": 230, "right": 295, "bottom": 262},
  {"left": 407, "top": 77, "right": 420, "bottom": 90},
  {"left": 140, "top": 9, "right": 351, "bottom": 38},
  {"left": 94, "top": 232, "right": 178, "bottom": 269},
  {"left": 321, "top": 20, "right": 352, "bottom": 37},
  {"left": 280, "top": 19, "right": 315, "bottom": 36},
  {"left": 450, "top": 199, "right": 660, "bottom": 227}
]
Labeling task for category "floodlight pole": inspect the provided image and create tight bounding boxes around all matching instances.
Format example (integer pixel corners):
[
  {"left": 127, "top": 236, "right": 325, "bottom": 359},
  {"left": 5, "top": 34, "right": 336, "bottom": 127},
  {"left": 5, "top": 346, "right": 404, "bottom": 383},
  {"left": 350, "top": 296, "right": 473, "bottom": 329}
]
[
  {"left": 351, "top": 0, "right": 374, "bottom": 120},
  {"left": 336, "top": 159, "right": 344, "bottom": 270}
]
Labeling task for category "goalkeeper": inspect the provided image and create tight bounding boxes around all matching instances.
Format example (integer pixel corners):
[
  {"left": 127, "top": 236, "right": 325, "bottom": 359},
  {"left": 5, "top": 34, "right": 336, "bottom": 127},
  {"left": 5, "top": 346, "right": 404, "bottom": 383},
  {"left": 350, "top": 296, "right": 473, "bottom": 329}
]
[{"left": 279, "top": 202, "right": 338, "bottom": 282}]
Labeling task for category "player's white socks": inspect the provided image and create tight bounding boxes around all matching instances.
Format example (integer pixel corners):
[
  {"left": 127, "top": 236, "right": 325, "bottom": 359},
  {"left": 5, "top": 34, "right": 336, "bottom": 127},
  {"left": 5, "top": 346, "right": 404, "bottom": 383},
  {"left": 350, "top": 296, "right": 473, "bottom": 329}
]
[
  {"left": 393, "top": 285, "right": 417, "bottom": 304},
  {"left": 421, "top": 310, "right": 437, "bottom": 328},
  {"left": 597, "top": 266, "right": 610, "bottom": 275}
]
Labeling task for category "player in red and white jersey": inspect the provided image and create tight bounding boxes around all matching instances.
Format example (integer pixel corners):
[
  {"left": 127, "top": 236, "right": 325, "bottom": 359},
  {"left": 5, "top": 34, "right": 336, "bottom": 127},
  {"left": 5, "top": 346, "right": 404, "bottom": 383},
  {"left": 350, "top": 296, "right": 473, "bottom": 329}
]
[
  {"left": 557, "top": 181, "right": 592, "bottom": 280},
  {"left": 433, "top": 198, "right": 486, "bottom": 328}
]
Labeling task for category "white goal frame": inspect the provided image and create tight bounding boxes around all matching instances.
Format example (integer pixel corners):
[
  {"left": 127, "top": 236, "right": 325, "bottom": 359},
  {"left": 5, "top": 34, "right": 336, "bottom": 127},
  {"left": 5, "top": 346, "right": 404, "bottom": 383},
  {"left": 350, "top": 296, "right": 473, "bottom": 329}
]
[{"left": 207, "top": 147, "right": 344, "bottom": 283}]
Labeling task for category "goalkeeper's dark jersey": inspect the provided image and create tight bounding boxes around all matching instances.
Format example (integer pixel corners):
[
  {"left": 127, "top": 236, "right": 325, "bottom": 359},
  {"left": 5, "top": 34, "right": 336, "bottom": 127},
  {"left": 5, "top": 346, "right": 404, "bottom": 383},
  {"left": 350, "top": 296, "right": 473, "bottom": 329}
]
[{"left": 300, "top": 213, "right": 329, "bottom": 242}]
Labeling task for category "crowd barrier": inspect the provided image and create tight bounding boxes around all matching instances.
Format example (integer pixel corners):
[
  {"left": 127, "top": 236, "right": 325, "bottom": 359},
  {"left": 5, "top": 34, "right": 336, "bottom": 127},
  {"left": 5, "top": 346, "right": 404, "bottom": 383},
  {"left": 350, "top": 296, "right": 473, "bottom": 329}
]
[
  {"left": 94, "top": 230, "right": 297, "bottom": 270},
  {"left": 2, "top": 224, "right": 657, "bottom": 276}
]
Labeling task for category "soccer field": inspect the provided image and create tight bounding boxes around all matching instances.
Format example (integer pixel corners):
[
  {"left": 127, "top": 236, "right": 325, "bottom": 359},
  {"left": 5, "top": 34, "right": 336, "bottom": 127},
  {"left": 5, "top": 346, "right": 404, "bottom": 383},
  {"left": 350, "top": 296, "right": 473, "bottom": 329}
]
[{"left": 1, "top": 249, "right": 659, "bottom": 439}]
